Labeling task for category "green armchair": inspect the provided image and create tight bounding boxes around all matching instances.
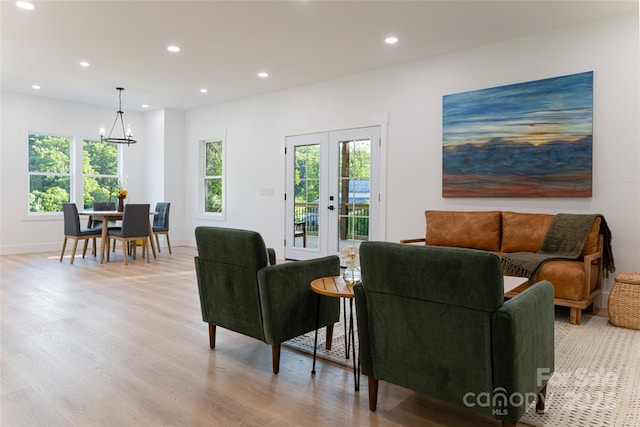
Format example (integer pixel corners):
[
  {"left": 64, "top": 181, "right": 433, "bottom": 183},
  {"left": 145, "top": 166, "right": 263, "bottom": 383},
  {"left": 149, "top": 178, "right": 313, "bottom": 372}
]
[
  {"left": 354, "top": 242, "right": 554, "bottom": 426},
  {"left": 194, "top": 226, "right": 340, "bottom": 374}
]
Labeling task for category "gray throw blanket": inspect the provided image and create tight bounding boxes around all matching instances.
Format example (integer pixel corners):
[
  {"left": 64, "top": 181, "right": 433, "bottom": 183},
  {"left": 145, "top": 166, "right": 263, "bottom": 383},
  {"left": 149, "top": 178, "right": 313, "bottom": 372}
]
[{"left": 502, "top": 213, "right": 615, "bottom": 280}]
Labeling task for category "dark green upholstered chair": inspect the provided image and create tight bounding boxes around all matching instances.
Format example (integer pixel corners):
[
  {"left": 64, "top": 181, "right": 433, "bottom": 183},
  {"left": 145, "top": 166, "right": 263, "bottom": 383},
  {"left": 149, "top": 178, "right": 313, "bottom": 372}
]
[
  {"left": 194, "top": 226, "right": 340, "bottom": 374},
  {"left": 355, "top": 242, "right": 555, "bottom": 427}
]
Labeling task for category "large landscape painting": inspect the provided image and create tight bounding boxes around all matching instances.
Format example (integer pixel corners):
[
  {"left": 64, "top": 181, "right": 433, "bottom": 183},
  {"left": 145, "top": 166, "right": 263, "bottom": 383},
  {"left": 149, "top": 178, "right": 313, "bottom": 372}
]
[{"left": 442, "top": 71, "right": 593, "bottom": 197}]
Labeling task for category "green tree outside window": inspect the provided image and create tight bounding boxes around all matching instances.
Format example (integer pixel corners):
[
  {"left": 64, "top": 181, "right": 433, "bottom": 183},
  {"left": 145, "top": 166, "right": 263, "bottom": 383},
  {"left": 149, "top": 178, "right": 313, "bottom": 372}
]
[
  {"left": 28, "top": 134, "right": 71, "bottom": 213},
  {"left": 82, "top": 140, "right": 119, "bottom": 209},
  {"left": 204, "top": 140, "right": 223, "bottom": 213}
]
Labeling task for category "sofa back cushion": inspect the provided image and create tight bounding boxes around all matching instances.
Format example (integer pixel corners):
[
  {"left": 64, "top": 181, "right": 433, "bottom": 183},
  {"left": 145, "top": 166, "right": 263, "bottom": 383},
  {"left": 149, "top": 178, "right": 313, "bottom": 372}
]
[
  {"left": 501, "top": 212, "right": 601, "bottom": 255},
  {"left": 582, "top": 216, "right": 601, "bottom": 256},
  {"left": 501, "top": 212, "right": 554, "bottom": 253},
  {"left": 425, "top": 210, "right": 501, "bottom": 252}
]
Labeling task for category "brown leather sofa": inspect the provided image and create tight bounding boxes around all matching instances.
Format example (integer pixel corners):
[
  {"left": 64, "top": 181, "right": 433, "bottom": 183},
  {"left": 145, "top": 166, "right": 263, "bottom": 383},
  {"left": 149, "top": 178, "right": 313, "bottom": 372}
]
[{"left": 401, "top": 210, "right": 604, "bottom": 325}]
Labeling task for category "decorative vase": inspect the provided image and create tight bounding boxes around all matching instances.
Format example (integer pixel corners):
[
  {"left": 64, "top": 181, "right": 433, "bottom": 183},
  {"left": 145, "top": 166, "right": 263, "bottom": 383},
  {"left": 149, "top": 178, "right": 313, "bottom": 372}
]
[
  {"left": 117, "top": 197, "right": 125, "bottom": 212},
  {"left": 343, "top": 262, "right": 361, "bottom": 284}
]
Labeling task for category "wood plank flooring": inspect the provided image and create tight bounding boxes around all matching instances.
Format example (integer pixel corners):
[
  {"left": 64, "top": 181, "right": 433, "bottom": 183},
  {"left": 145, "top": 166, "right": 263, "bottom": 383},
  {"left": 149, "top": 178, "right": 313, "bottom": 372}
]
[{"left": 1, "top": 247, "right": 527, "bottom": 426}]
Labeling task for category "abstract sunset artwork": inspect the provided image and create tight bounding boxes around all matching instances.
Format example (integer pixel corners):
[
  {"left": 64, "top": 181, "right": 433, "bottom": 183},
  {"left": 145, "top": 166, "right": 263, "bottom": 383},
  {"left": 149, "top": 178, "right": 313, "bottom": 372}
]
[{"left": 442, "top": 71, "right": 593, "bottom": 197}]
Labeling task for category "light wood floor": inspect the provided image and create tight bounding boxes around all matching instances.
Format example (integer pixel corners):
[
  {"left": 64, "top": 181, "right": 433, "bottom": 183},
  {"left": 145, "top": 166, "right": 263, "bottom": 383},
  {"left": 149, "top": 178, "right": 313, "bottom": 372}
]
[{"left": 1, "top": 247, "right": 529, "bottom": 426}]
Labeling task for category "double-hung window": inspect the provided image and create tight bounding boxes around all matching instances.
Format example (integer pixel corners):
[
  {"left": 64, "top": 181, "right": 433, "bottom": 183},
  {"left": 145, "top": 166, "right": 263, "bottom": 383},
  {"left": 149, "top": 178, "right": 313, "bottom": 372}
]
[
  {"left": 203, "top": 140, "right": 224, "bottom": 214},
  {"left": 28, "top": 133, "right": 72, "bottom": 213},
  {"left": 82, "top": 139, "right": 119, "bottom": 209},
  {"left": 27, "top": 133, "right": 121, "bottom": 213}
]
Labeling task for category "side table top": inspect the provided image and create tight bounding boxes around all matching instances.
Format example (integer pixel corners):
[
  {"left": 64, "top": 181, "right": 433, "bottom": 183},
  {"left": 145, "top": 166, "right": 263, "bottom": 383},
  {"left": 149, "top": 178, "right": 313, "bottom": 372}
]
[{"left": 310, "top": 276, "right": 354, "bottom": 298}]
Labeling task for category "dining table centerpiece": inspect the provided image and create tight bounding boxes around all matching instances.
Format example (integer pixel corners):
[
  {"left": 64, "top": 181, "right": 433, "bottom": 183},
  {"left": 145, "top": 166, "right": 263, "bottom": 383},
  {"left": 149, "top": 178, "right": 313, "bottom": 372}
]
[{"left": 116, "top": 188, "right": 128, "bottom": 212}]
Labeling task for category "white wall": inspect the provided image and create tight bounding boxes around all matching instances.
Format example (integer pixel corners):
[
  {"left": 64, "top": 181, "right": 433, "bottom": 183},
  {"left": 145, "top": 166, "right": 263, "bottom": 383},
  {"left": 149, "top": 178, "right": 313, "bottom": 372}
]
[{"left": 185, "top": 12, "right": 639, "bottom": 299}]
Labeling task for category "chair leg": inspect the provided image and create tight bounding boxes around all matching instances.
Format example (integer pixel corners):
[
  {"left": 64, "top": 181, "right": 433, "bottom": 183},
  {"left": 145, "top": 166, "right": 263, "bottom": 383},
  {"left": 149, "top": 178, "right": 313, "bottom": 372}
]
[
  {"left": 272, "top": 344, "right": 281, "bottom": 374},
  {"left": 121, "top": 240, "right": 128, "bottom": 266},
  {"left": 60, "top": 237, "right": 68, "bottom": 262},
  {"left": 70, "top": 239, "right": 79, "bottom": 264},
  {"left": 368, "top": 376, "right": 379, "bottom": 411},
  {"left": 325, "top": 324, "right": 334, "bottom": 350},
  {"left": 144, "top": 238, "right": 150, "bottom": 263},
  {"left": 81, "top": 239, "right": 89, "bottom": 258},
  {"left": 537, "top": 384, "right": 548, "bottom": 414},
  {"left": 165, "top": 233, "right": 172, "bottom": 254},
  {"left": 155, "top": 234, "right": 161, "bottom": 253},
  {"left": 209, "top": 324, "right": 216, "bottom": 349}
]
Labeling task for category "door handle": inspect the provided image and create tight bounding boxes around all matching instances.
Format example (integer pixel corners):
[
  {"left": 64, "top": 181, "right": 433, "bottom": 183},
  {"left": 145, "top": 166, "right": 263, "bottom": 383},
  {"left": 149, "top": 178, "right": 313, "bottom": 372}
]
[{"left": 328, "top": 205, "right": 335, "bottom": 211}]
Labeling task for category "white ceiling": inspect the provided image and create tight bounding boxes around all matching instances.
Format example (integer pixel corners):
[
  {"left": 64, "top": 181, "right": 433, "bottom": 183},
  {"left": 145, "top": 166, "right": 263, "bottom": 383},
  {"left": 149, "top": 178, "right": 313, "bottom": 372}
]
[{"left": 1, "top": 1, "right": 637, "bottom": 112}]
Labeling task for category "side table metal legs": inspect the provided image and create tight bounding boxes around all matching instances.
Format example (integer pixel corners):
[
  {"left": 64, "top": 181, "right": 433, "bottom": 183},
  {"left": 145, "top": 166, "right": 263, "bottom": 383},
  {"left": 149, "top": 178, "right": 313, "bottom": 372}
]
[
  {"left": 348, "top": 298, "right": 360, "bottom": 391},
  {"left": 311, "top": 294, "right": 359, "bottom": 391},
  {"left": 311, "top": 294, "right": 321, "bottom": 375}
]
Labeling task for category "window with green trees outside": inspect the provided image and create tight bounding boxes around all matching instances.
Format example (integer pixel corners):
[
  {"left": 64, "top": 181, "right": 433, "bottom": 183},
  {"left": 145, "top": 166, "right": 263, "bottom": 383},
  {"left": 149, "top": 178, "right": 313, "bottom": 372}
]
[
  {"left": 28, "top": 134, "right": 71, "bottom": 213},
  {"left": 204, "top": 140, "right": 223, "bottom": 213},
  {"left": 82, "top": 139, "right": 119, "bottom": 209},
  {"left": 28, "top": 133, "right": 121, "bottom": 213}
]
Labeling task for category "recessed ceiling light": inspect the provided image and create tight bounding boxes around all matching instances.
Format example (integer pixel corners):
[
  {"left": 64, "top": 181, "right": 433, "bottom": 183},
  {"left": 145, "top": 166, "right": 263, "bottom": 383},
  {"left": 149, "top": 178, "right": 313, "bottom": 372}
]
[
  {"left": 200, "top": 88, "right": 208, "bottom": 93},
  {"left": 32, "top": 84, "right": 40, "bottom": 90},
  {"left": 385, "top": 36, "right": 399, "bottom": 45},
  {"left": 16, "top": 1, "right": 35, "bottom": 10},
  {"left": 142, "top": 104, "right": 149, "bottom": 108},
  {"left": 79, "top": 61, "right": 90, "bottom": 67},
  {"left": 257, "top": 72, "right": 269, "bottom": 78},
  {"left": 167, "top": 45, "right": 181, "bottom": 53}
]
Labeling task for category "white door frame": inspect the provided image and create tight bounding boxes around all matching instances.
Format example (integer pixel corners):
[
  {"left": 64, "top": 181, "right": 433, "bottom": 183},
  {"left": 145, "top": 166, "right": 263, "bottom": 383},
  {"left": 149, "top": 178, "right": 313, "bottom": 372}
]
[{"left": 285, "top": 125, "right": 382, "bottom": 261}]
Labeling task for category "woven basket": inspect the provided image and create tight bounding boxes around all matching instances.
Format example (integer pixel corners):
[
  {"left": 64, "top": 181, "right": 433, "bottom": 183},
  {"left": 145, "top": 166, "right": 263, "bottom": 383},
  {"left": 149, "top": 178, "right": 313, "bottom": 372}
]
[{"left": 608, "top": 272, "right": 640, "bottom": 330}]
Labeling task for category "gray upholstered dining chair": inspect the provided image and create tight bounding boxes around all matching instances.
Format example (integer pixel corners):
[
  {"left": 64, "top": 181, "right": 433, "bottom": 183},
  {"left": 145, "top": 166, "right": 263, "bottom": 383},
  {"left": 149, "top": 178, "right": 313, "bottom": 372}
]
[
  {"left": 60, "top": 203, "right": 103, "bottom": 264},
  {"left": 152, "top": 202, "right": 171, "bottom": 254},
  {"left": 91, "top": 201, "right": 117, "bottom": 251},
  {"left": 90, "top": 201, "right": 116, "bottom": 227},
  {"left": 106, "top": 204, "right": 152, "bottom": 265}
]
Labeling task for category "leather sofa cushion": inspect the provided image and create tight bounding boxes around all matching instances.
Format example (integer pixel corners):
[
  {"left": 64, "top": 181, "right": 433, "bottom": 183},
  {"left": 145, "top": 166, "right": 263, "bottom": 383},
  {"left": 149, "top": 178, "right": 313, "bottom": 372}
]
[
  {"left": 537, "top": 260, "right": 587, "bottom": 301},
  {"left": 501, "top": 212, "right": 554, "bottom": 253},
  {"left": 581, "top": 217, "right": 601, "bottom": 256},
  {"left": 425, "top": 210, "right": 501, "bottom": 252},
  {"left": 501, "top": 212, "right": 600, "bottom": 256}
]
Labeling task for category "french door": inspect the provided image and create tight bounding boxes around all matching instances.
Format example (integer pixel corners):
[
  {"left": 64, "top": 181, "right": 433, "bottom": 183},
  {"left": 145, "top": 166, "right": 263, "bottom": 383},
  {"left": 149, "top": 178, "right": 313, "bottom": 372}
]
[{"left": 285, "top": 126, "right": 380, "bottom": 261}]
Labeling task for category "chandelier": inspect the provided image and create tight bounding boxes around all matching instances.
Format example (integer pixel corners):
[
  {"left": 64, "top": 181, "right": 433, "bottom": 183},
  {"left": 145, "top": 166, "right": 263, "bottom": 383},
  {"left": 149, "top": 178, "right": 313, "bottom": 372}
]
[{"left": 99, "top": 87, "right": 136, "bottom": 145}]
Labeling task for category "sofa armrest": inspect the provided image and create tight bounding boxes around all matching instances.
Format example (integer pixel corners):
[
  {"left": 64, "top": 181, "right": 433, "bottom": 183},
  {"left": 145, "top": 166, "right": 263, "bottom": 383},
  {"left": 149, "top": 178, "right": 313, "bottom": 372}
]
[
  {"left": 399, "top": 237, "right": 426, "bottom": 244},
  {"left": 257, "top": 255, "right": 340, "bottom": 344},
  {"left": 491, "top": 280, "right": 555, "bottom": 424}
]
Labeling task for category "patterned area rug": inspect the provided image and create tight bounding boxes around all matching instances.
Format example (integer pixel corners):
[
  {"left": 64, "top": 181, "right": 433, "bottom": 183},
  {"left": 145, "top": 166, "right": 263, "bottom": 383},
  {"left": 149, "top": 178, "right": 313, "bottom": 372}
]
[
  {"left": 284, "top": 309, "right": 640, "bottom": 426},
  {"left": 521, "top": 311, "right": 640, "bottom": 426}
]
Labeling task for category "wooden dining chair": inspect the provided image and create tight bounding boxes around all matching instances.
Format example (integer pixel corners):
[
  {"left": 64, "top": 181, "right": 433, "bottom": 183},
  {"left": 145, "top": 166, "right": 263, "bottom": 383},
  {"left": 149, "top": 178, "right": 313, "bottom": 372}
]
[
  {"left": 106, "top": 204, "right": 152, "bottom": 266},
  {"left": 152, "top": 202, "right": 171, "bottom": 254},
  {"left": 60, "top": 203, "right": 102, "bottom": 264}
]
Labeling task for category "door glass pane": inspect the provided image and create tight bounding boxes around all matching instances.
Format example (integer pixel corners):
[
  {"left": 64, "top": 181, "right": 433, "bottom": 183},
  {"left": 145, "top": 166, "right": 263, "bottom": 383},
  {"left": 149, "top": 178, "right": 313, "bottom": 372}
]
[
  {"left": 294, "top": 144, "right": 320, "bottom": 249},
  {"left": 337, "top": 139, "right": 370, "bottom": 253}
]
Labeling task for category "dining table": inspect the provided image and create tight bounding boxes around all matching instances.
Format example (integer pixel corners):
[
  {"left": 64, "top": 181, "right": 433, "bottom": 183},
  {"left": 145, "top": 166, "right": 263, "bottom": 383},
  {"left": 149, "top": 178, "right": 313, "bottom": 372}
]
[{"left": 79, "top": 210, "right": 157, "bottom": 264}]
